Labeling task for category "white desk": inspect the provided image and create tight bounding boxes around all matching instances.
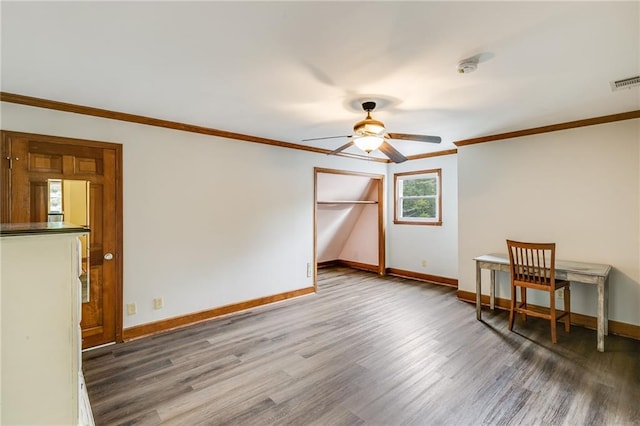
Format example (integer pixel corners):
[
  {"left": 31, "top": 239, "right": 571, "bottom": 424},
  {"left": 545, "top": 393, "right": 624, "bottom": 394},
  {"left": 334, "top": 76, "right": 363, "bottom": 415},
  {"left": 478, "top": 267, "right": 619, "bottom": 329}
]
[{"left": 474, "top": 253, "right": 612, "bottom": 352}]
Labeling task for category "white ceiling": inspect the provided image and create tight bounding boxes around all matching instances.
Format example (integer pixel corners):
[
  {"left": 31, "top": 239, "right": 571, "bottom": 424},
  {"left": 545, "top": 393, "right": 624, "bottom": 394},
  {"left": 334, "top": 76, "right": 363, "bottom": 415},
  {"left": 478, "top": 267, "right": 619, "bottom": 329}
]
[{"left": 2, "top": 1, "right": 639, "bottom": 159}]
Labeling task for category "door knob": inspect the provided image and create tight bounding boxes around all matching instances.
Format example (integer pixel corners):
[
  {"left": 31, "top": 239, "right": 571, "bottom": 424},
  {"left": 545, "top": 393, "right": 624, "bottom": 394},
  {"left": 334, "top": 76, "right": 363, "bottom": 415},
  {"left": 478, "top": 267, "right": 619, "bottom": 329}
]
[{"left": 104, "top": 253, "right": 114, "bottom": 261}]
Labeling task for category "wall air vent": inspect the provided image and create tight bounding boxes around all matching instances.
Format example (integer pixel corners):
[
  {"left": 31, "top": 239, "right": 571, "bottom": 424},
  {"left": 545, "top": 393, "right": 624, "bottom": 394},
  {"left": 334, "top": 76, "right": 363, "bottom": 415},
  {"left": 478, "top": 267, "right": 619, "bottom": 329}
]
[{"left": 610, "top": 75, "right": 640, "bottom": 92}]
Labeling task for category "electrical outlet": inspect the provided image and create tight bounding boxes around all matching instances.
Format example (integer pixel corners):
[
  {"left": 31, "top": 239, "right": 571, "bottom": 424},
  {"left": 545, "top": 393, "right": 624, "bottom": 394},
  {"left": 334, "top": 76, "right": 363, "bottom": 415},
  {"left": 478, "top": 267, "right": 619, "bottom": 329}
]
[
  {"left": 126, "top": 303, "right": 137, "bottom": 315},
  {"left": 555, "top": 289, "right": 564, "bottom": 300},
  {"left": 421, "top": 259, "right": 428, "bottom": 268},
  {"left": 153, "top": 297, "right": 164, "bottom": 309},
  {"left": 306, "top": 263, "right": 313, "bottom": 278}
]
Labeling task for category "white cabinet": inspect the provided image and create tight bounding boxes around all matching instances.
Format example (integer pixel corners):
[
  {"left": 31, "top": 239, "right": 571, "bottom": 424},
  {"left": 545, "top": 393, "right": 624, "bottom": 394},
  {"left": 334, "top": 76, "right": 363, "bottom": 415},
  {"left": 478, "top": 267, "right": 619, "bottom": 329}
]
[{"left": 1, "top": 225, "right": 94, "bottom": 425}]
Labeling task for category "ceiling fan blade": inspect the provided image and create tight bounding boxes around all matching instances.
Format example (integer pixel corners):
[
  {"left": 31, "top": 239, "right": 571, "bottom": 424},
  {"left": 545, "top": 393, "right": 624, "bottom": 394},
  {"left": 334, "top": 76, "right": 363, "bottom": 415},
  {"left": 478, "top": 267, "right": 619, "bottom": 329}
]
[
  {"left": 329, "top": 141, "right": 355, "bottom": 155},
  {"left": 378, "top": 141, "right": 408, "bottom": 163},
  {"left": 387, "top": 133, "right": 442, "bottom": 144},
  {"left": 302, "top": 135, "right": 351, "bottom": 142}
]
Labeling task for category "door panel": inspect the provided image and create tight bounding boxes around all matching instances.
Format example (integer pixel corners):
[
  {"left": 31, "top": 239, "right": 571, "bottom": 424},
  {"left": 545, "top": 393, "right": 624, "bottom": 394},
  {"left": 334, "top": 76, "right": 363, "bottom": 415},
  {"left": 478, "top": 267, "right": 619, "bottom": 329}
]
[
  {"left": 30, "top": 181, "right": 48, "bottom": 221},
  {"left": 83, "top": 266, "right": 104, "bottom": 338},
  {"left": 83, "top": 182, "right": 106, "bottom": 339},
  {"left": 29, "top": 152, "right": 63, "bottom": 173},
  {"left": 1, "top": 131, "right": 122, "bottom": 348}
]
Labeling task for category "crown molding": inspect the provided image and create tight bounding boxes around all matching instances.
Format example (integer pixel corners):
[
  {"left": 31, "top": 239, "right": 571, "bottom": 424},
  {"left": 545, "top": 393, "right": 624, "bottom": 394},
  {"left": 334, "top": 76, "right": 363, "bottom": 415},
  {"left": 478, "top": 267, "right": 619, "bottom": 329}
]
[{"left": 454, "top": 110, "right": 640, "bottom": 147}]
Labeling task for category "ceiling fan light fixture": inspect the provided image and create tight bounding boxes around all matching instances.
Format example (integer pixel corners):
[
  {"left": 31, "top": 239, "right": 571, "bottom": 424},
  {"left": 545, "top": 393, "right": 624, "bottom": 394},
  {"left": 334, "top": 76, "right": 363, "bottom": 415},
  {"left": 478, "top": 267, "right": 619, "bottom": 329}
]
[
  {"left": 353, "top": 135, "right": 384, "bottom": 153},
  {"left": 313, "top": 99, "right": 440, "bottom": 163}
]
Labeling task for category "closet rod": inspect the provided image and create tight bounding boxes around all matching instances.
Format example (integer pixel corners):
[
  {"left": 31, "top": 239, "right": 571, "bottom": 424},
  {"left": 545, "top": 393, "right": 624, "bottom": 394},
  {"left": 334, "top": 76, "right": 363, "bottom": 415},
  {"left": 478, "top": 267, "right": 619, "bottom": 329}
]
[{"left": 317, "top": 200, "right": 378, "bottom": 205}]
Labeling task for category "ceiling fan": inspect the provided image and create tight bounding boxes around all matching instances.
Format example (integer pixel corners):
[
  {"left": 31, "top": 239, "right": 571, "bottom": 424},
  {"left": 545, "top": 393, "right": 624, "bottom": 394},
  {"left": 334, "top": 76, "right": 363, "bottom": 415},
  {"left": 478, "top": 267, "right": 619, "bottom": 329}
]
[{"left": 303, "top": 101, "right": 441, "bottom": 163}]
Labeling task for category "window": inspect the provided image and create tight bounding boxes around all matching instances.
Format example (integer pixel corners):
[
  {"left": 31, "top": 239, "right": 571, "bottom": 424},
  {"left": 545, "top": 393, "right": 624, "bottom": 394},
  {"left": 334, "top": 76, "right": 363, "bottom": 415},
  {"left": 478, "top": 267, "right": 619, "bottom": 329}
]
[{"left": 394, "top": 169, "right": 442, "bottom": 225}]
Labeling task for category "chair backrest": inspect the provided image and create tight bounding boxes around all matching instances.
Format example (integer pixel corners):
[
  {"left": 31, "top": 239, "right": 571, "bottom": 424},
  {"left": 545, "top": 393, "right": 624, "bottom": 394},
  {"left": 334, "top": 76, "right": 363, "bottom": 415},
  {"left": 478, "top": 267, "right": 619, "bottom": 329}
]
[{"left": 506, "top": 240, "right": 556, "bottom": 286}]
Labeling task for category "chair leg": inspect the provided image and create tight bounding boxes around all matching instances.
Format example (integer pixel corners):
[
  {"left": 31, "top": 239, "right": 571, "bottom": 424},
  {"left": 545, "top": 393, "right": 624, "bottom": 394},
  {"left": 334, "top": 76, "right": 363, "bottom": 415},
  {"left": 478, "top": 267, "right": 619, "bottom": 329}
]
[
  {"left": 550, "top": 289, "right": 557, "bottom": 344},
  {"left": 520, "top": 287, "right": 527, "bottom": 322},
  {"left": 564, "top": 286, "right": 571, "bottom": 333},
  {"left": 509, "top": 284, "right": 516, "bottom": 331}
]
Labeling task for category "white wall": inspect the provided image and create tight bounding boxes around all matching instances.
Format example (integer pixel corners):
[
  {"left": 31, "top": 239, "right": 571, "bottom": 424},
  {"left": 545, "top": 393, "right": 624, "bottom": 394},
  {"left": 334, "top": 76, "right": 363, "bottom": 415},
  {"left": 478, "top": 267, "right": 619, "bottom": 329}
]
[
  {"left": 387, "top": 154, "right": 459, "bottom": 280},
  {"left": 0, "top": 102, "right": 386, "bottom": 328},
  {"left": 458, "top": 120, "right": 640, "bottom": 326}
]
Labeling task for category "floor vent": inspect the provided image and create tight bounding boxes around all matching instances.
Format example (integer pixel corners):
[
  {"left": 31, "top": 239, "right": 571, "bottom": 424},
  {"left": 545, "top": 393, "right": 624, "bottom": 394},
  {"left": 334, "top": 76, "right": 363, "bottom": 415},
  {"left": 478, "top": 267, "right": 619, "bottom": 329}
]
[{"left": 610, "top": 75, "right": 640, "bottom": 91}]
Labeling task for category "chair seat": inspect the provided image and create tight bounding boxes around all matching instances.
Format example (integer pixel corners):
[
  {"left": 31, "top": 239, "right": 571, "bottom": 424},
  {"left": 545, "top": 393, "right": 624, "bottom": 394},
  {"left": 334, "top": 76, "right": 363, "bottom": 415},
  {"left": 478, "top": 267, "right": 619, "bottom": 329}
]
[{"left": 513, "top": 278, "right": 570, "bottom": 291}]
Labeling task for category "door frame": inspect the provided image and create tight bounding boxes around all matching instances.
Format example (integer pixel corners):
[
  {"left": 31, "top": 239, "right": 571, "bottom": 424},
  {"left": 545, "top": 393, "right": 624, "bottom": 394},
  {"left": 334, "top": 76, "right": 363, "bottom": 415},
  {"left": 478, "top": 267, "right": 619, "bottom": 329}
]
[
  {"left": 314, "top": 167, "right": 386, "bottom": 290},
  {"left": 1, "top": 130, "right": 124, "bottom": 344}
]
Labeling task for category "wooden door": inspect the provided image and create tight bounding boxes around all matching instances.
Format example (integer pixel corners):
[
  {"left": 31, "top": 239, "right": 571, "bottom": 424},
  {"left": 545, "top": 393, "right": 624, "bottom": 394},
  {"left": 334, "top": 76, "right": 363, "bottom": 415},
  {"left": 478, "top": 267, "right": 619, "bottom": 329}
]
[{"left": 1, "top": 131, "right": 122, "bottom": 348}]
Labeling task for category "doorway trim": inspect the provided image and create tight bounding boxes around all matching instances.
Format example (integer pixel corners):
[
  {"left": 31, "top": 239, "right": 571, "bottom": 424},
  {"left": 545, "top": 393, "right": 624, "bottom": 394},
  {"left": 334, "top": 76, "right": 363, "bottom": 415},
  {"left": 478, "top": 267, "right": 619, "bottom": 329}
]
[
  {"left": 314, "top": 167, "right": 386, "bottom": 290},
  {"left": 1, "top": 130, "right": 124, "bottom": 344}
]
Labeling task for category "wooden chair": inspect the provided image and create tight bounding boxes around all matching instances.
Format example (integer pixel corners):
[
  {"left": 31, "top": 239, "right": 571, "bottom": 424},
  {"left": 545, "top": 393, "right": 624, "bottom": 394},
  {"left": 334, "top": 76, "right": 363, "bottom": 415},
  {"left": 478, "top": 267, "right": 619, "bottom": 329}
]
[{"left": 506, "top": 240, "right": 570, "bottom": 343}]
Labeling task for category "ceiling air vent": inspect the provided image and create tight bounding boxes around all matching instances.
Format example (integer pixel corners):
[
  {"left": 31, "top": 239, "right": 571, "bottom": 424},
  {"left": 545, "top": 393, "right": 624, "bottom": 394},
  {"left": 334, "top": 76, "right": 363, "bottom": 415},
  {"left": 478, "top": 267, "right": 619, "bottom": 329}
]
[{"left": 610, "top": 75, "right": 640, "bottom": 92}]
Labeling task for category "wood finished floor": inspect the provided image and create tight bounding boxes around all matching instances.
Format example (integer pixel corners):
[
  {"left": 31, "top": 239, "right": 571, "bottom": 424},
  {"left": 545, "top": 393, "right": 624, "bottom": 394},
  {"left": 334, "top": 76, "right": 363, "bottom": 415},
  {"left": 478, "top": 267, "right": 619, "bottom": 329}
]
[{"left": 84, "top": 267, "right": 640, "bottom": 425}]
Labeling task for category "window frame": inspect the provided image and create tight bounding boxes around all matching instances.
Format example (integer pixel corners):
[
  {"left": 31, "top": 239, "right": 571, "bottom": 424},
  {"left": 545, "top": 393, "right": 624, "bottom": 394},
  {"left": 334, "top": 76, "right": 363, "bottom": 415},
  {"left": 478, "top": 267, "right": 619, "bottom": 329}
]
[{"left": 393, "top": 169, "right": 442, "bottom": 226}]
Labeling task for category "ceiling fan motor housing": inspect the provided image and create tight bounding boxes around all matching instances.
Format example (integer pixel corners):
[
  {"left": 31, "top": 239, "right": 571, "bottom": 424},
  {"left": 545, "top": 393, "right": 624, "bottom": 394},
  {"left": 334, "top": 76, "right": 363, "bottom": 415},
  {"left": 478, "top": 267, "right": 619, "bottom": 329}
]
[{"left": 354, "top": 101, "right": 386, "bottom": 136}]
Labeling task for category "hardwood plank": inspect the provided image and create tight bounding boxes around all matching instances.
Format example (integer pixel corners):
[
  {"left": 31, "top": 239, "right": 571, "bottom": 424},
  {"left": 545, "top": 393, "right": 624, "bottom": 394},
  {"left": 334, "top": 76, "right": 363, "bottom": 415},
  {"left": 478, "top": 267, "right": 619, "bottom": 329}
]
[{"left": 84, "top": 267, "right": 640, "bottom": 425}]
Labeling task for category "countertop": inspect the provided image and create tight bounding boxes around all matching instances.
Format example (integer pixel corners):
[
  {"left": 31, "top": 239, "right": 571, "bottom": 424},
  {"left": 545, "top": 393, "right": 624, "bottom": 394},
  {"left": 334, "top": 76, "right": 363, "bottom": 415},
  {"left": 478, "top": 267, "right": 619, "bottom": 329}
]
[{"left": 0, "top": 222, "right": 90, "bottom": 237}]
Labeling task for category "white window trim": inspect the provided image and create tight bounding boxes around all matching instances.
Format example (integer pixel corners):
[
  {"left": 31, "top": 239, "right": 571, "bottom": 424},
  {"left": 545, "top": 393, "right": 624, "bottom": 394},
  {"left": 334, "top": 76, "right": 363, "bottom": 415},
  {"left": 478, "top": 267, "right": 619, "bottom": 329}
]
[{"left": 394, "top": 169, "right": 442, "bottom": 226}]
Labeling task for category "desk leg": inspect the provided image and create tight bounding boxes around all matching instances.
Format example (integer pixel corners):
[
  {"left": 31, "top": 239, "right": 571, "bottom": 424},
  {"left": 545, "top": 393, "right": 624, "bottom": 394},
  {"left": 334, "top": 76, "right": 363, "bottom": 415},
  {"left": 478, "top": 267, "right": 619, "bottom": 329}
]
[
  {"left": 604, "top": 277, "right": 609, "bottom": 336},
  {"left": 597, "top": 279, "right": 605, "bottom": 352},
  {"left": 476, "top": 261, "right": 482, "bottom": 320},
  {"left": 490, "top": 270, "right": 496, "bottom": 310}
]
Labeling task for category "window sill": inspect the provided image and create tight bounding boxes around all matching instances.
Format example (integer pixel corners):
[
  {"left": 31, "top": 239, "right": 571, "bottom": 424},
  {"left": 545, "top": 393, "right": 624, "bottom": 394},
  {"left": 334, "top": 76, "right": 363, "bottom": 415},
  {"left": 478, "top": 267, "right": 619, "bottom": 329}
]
[{"left": 393, "top": 220, "right": 442, "bottom": 226}]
